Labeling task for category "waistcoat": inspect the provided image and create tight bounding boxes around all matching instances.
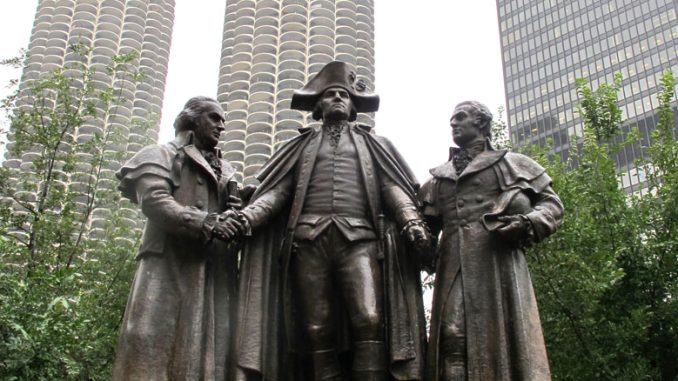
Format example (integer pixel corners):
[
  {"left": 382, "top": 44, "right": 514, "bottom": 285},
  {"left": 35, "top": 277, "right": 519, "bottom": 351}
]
[{"left": 302, "top": 126, "right": 368, "bottom": 218}]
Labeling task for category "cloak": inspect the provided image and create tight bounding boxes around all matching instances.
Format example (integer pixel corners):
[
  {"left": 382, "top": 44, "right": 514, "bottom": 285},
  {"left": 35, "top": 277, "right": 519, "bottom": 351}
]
[{"left": 235, "top": 125, "right": 427, "bottom": 381}]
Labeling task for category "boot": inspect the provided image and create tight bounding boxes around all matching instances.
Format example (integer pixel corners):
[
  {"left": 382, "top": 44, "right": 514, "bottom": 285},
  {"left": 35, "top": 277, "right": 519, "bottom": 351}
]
[
  {"left": 352, "top": 341, "right": 386, "bottom": 381},
  {"left": 352, "top": 371, "right": 386, "bottom": 381},
  {"left": 311, "top": 348, "right": 343, "bottom": 381},
  {"left": 440, "top": 334, "right": 467, "bottom": 381}
]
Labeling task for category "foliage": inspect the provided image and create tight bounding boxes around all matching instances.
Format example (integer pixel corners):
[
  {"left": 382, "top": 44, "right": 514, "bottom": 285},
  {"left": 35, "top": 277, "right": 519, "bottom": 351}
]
[
  {"left": 0, "top": 44, "right": 153, "bottom": 380},
  {"left": 523, "top": 71, "right": 678, "bottom": 380},
  {"left": 490, "top": 105, "right": 512, "bottom": 150},
  {"left": 575, "top": 73, "right": 625, "bottom": 142}
]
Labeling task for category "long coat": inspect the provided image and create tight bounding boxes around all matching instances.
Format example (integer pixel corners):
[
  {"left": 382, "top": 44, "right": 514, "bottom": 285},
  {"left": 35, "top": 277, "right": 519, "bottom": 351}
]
[
  {"left": 113, "top": 131, "right": 239, "bottom": 381},
  {"left": 420, "top": 149, "right": 563, "bottom": 381},
  {"left": 235, "top": 124, "right": 427, "bottom": 381}
]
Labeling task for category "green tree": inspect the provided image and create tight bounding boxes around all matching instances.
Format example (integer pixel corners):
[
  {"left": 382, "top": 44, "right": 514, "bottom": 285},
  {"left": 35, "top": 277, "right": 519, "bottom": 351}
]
[
  {"left": 523, "top": 71, "right": 677, "bottom": 380},
  {"left": 615, "top": 70, "right": 677, "bottom": 381},
  {"left": 490, "top": 105, "right": 512, "bottom": 150},
  {"left": 0, "top": 44, "right": 153, "bottom": 380}
]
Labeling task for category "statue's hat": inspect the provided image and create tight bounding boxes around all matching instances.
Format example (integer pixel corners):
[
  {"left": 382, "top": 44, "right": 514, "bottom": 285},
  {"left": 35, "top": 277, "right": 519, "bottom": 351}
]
[{"left": 291, "top": 61, "right": 379, "bottom": 113}]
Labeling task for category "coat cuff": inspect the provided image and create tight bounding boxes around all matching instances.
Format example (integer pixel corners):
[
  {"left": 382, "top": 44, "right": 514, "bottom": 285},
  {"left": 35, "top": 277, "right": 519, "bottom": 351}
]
[
  {"left": 239, "top": 207, "right": 261, "bottom": 230},
  {"left": 383, "top": 184, "right": 423, "bottom": 227},
  {"left": 395, "top": 206, "right": 423, "bottom": 228},
  {"left": 201, "top": 213, "right": 219, "bottom": 244},
  {"left": 175, "top": 206, "right": 209, "bottom": 241},
  {"left": 519, "top": 214, "right": 537, "bottom": 246}
]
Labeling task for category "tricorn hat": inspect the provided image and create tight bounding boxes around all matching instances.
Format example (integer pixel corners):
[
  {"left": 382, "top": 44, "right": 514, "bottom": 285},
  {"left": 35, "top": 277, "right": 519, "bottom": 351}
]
[{"left": 291, "top": 61, "right": 380, "bottom": 114}]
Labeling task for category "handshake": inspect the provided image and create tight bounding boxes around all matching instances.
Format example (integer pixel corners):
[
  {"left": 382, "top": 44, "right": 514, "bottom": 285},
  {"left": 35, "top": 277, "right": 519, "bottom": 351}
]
[
  {"left": 402, "top": 219, "right": 432, "bottom": 251},
  {"left": 205, "top": 183, "right": 257, "bottom": 243},
  {"left": 205, "top": 210, "right": 251, "bottom": 243}
]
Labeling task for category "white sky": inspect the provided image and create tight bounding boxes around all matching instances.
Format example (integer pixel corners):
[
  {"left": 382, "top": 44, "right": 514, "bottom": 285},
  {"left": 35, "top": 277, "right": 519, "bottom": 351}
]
[{"left": 0, "top": 0, "right": 506, "bottom": 182}]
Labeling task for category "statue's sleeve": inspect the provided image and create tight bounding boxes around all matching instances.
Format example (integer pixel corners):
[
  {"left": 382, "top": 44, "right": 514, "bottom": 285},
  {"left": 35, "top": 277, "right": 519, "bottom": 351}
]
[
  {"left": 496, "top": 152, "right": 564, "bottom": 242},
  {"left": 135, "top": 174, "right": 213, "bottom": 243},
  {"left": 524, "top": 183, "right": 563, "bottom": 242},
  {"left": 239, "top": 173, "right": 294, "bottom": 230},
  {"left": 117, "top": 144, "right": 213, "bottom": 243},
  {"left": 418, "top": 178, "right": 443, "bottom": 236},
  {"left": 381, "top": 175, "right": 422, "bottom": 228},
  {"left": 116, "top": 144, "right": 177, "bottom": 204},
  {"left": 417, "top": 178, "right": 442, "bottom": 273}
]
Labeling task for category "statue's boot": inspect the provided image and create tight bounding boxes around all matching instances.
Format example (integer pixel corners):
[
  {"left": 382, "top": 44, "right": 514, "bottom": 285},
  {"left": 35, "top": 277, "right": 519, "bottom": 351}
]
[
  {"left": 352, "top": 341, "right": 386, "bottom": 381},
  {"left": 440, "top": 334, "right": 467, "bottom": 381},
  {"left": 352, "top": 371, "right": 386, "bottom": 381},
  {"left": 311, "top": 348, "right": 343, "bottom": 381}
]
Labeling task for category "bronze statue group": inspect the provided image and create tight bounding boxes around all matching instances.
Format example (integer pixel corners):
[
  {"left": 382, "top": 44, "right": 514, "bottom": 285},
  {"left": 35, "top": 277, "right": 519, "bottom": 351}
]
[{"left": 112, "top": 62, "right": 563, "bottom": 381}]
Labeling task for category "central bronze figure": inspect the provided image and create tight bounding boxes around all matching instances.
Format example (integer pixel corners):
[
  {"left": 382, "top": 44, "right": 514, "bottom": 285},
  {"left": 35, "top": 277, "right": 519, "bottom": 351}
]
[{"left": 232, "top": 61, "right": 430, "bottom": 381}]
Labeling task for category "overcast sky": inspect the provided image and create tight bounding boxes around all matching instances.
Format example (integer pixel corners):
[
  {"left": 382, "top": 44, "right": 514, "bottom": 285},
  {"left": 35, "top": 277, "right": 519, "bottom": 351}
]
[{"left": 0, "top": 0, "right": 506, "bottom": 181}]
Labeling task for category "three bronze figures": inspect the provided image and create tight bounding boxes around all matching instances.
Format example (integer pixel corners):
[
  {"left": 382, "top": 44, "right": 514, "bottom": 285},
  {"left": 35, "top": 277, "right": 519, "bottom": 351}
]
[{"left": 113, "top": 61, "right": 563, "bottom": 381}]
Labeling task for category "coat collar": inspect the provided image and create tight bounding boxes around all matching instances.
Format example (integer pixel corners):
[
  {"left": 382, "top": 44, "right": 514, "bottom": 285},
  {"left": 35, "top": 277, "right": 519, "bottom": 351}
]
[
  {"left": 300, "top": 122, "right": 370, "bottom": 135},
  {"left": 461, "top": 149, "right": 507, "bottom": 177},
  {"left": 172, "top": 130, "right": 225, "bottom": 185},
  {"left": 430, "top": 160, "right": 458, "bottom": 181},
  {"left": 183, "top": 145, "right": 220, "bottom": 185},
  {"left": 430, "top": 149, "right": 507, "bottom": 181}
]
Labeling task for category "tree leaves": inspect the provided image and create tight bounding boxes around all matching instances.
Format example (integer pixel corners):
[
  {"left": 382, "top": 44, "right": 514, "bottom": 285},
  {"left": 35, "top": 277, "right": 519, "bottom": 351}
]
[
  {"left": 524, "top": 71, "right": 678, "bottom": 380},
  {"left": 0, "top": 43, "right": 154, "bottom": 379}
]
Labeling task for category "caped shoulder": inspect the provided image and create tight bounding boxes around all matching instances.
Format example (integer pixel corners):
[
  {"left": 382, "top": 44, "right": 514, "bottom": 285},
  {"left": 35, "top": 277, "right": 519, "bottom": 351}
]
[
  {"left": 254, "top": 127, "right": 316, "bottom": 183},
  {"left": 501, "top": 151, "right": 546, "bottom": 174},
  {"left": 494, "top": 151, "right": 551, "bottom": 192},
  {"left": 352, "top": 124, "right": 394, "bottom": 147},
  {"left": 116, "top": 143, "right": 178, "bottom": 203},
  {"left": 120, "top": 143, "right": 177, "bottom": 176}
]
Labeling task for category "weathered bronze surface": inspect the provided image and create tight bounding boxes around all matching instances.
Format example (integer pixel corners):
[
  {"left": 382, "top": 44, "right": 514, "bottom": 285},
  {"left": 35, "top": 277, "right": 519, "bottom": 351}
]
[
  {"left": 232, "top": 62, "right": 429, "bottom": 381},
  {"left": 113, "top": 97, "right": 243, "bottom": 380},
  {"left": 420, "top": 101, "right": 564, "bottom": 380}
]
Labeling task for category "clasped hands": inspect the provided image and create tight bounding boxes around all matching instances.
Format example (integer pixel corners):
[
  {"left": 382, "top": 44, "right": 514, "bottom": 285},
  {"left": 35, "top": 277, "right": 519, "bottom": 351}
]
[
  {"left": 403, "top": 220, "right": 431, "bottom": 251},
  {"left": 211, "top": 210, "right": 250, "bottom": 242}
]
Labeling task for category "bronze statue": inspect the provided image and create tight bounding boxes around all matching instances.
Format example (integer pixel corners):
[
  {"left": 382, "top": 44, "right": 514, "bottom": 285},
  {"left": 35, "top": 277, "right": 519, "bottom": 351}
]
[
  {"left": 113, "top": 96, "right": 244, "bottom": 380},
  {"left": 420, "top": 101, "right": 564, "bottom": 380},
  {"left": 232, "top": 62, "right": 429, "bottom": 381}
]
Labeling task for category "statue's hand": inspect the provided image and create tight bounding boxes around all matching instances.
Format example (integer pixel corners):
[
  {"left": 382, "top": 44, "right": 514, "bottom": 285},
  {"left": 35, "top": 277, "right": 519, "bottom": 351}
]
[
  {"left": 496, "top": 214, "right": 532, "bottom": 244},
  {"left": 240, "top": 184, "right": 258, "bottom": 204},
  {"left": 212, "top": 219, "right": 241, "bottom": 241},
  {"left": 212, "top": 211, "right": 245, "bottom": 241},
  {"left": 404, "top": 220, "right": 431, "bottom": 251},
  {"left": 226, "top": 194, "right": 243, "bottom": 210}
]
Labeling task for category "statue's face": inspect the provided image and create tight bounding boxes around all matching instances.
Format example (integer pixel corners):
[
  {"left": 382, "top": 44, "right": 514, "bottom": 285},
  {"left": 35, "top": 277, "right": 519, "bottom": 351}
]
[
  {"left": 450, "top": 105, "right": 482, "bottom": 147},
  {"left": 320, "top": 87, "right": 352, "bottom": 121},
  {"left": 194, "top": 101, "right": 225, "bottom": 150}
]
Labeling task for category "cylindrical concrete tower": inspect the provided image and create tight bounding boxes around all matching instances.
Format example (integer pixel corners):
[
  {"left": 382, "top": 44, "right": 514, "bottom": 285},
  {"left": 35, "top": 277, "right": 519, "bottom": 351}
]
[
  {"left": 216, "top": 0, "right": 376, "bottom": 184},
  {"left": 3, "top": 0, "right": 176, "bottom": 231}
]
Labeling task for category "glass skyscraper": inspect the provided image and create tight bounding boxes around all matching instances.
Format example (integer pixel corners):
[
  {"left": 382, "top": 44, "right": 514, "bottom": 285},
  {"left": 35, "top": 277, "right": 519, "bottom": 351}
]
[
  {"left": 497, "top": 0, "right": 678, "bottom": 191},
  {"left": 216, "top": 0, "right": 376, "bottom": 184}
]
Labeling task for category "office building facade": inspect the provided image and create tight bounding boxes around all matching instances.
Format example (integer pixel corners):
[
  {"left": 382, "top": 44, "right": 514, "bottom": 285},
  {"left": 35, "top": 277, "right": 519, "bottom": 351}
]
[
  {"left": 497, "top": 0, "right": 678, "bottom": 191},
  {"left": 216, "top": 0, "right": 376, "bottom": 183}
]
